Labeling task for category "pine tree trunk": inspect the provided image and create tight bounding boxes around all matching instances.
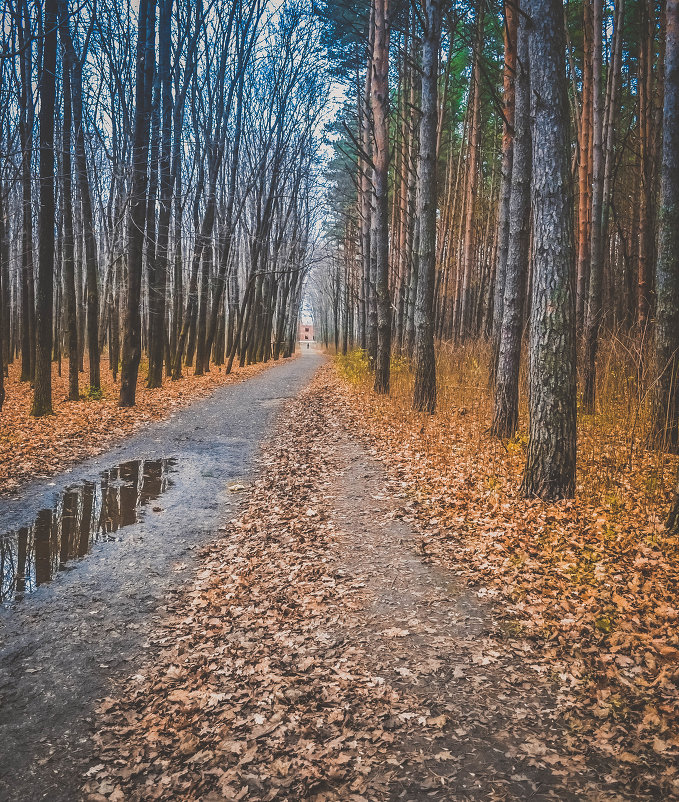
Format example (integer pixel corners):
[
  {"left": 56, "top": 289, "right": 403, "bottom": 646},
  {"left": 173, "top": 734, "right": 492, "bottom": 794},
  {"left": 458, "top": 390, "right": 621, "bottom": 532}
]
[
  {"left": 637, "top": 4, "right": 656, "bottom": 331},
  {"left": 576, "top": 0, "right": 593, "bottom": 333},
  {"left": 491, "top": 6, "right": 531, "bottom": 439},
  {"left": 582, "top": 0, "right": 605, "bottom": 413},
  {"left": 521, "top": 0, "right": 577, "bottom": 500},
  {"left": 372, "top": 0, "right": 391, "bottom": 394},
  {"left": 491, "top": 0, "right": 518, "bottom": 372},
  {"left": 459, "top": 6, "right": 483, "bottom": 340},
  {"left": 655, "top": 0, "right": 679, "bottom": 453},
  {"left": 412, "top": 0, "right": 442, "bottom": 414}
]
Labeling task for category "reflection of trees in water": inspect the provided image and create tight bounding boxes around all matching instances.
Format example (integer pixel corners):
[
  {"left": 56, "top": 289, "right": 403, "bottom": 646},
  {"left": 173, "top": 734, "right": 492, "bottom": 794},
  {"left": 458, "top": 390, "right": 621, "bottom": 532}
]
[{"left": 0, "top": 458, "right": 175, "bottom": 603}]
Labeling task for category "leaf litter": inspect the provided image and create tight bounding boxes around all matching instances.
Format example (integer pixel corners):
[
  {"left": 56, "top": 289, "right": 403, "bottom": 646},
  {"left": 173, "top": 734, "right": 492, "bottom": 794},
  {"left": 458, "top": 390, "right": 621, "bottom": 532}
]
[
  {"left": 84, "top": 367, "right": 678, "bottom": 800},
  {"left": 0, "top": 358, "right": 276, "bottom": 495}
]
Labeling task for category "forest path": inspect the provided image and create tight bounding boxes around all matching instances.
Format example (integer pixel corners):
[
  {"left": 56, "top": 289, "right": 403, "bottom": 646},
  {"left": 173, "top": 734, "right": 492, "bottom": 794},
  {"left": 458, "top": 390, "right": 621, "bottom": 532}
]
[
  {"left": 84, "top": 370, "right": 606, "bottom": 801},
  {"left": 0, "top": 351, "right": 324, "bottom": 802},
  {"left": 318, "top": 431, "right": 579, "bottom": 800}
]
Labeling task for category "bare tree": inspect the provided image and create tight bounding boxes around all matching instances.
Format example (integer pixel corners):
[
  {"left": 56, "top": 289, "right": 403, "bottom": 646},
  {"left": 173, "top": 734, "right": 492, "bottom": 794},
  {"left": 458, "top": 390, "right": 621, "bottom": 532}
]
[{"left": 32, "top": 0, "right": 58, "bottom": 416}]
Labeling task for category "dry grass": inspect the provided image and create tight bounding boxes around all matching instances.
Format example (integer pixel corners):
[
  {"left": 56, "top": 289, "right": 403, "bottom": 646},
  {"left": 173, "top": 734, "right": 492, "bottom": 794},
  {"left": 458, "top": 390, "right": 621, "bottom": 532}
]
[
  {"left": 333, "top": 342, "right": 679, "bottom": 789},
  {"left": 343, "top": 333, "right": 677, "bottom": 525}
]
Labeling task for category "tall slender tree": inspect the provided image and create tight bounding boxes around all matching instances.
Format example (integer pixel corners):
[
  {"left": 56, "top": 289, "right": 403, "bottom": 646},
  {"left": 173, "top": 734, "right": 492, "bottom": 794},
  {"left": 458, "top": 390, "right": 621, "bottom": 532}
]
[
  {"left": 120, "top": 0, "right": 155, "bottom": 406},
  {"left": 491, "top": 4, "right": 531, "bottom": 439},
  {"left": 372, "top": 0, "right": 391, "bottom": 394},
  {"left": 582, "top": 0, "right": 604, "bottom": 413},
  {"left": 412, "top": 0, "right": 442, "bottom": 413},
  {"left": 521, "top": 0, "right": 577, "bottom": 499},
  {"left": 655, "top": 0, "right": 679, "bottom": 453},
  {"left": 491, "top": 0, "right": 517, "bottom": 374},
  {"left": 59, "top": 0, "right": 79, "bottom": 401},
  {"left": 32, "top": 0, "right": 58, "bottom": 416}
]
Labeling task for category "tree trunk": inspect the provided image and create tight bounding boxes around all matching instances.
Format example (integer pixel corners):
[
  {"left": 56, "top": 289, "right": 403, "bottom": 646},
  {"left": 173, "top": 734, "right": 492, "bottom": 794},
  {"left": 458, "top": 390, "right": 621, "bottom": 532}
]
[
  {"left": 655, "top": 0, "right": 679, "bottom": 452},
  {"left": 582, "top": 0, "right": 605, "bottom": 413},
  {"left": 147, "top": 0, "right": 173, "bottom": 388},
  {"left": 491, "top": 6, "right": 531, "bottom": 439},
  {"left": 32, "top": 0, "right": 58, "bottom": 416},
  {"left": 120, "top": 0, "right": 155, "bottom": 406},
  {"left": 459, "top": 6, "right": 483, "bottom": 340},
  {"left": 412, "top": 0, "right": 442, "bottom": 414},
  {"left": 637, "top": 4, "right": 656, "bottom": 331},
  {"left": 491, "top": 0, "right": 518, "bottom": 374},
  {"left": 18, "top": 8, "right": 34, "bottom": 384},
  {"left": 0, "top": 185, "right": 5, "bottom": 411},
  {"left": 576, "top": 0, "right": 593, "bottom": 333},
  {"left": 59, "top": 14, "right": 79, "bottom": 401},
  {"left": 372, "top": 0, "right": 391, "bottom": 394},
  {"left": 57, "top": 0, "right": 102, "bottom": 394},
  {"left": 521, "top": 0, "right": 577, "bottom": 500}
]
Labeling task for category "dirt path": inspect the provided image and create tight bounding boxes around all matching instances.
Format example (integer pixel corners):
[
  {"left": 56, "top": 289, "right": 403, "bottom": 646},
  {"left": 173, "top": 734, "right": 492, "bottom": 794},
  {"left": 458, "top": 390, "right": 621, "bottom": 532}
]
[
  {"left": 81, "top": 371, "right": 638, "bottom": 801},
  {"left": 0, "top": 352, "right": 323, "bottom": 802},
  {"left": 326, "top": 439, "right": 589, "bottom": 800}
]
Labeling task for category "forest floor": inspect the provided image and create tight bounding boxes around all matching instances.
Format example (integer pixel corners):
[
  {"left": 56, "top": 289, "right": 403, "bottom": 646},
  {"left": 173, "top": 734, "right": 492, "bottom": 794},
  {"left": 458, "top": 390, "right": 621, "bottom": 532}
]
[
  {"left": 0, "top": 352, "right": 320, "bottom": 802},
  {"left": 80, "top": 364, "right": 678, "bottom": 801},
  {"left": 0, "top": 355, "right": 281, "bottom": 495}
]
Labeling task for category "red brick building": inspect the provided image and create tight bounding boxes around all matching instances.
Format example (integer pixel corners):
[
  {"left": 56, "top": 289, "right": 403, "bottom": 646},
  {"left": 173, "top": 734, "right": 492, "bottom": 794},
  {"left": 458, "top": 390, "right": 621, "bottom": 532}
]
[{"left": 299, "top": 323, "right": 314, "bottom": 342}]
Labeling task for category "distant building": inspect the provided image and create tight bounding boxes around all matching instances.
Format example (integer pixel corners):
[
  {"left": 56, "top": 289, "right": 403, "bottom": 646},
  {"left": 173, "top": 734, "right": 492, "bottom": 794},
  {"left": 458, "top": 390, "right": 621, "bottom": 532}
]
[{"left": 299, "top": 323, "right": 314, "bottom": 342}]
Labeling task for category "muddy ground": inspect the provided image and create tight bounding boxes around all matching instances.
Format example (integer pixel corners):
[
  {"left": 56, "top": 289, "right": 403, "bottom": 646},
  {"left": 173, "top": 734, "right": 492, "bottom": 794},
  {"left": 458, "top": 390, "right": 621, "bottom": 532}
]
[{"left": 0, "top": 352, "right": 323, "bottom": 802}]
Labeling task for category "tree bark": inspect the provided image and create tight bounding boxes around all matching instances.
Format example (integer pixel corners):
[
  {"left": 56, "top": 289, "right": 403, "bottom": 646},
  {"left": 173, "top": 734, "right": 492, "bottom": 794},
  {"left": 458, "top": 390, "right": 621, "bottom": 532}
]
[
  {"left": 32, "top": 0, "right": 58, "bottom": 416},
  {"left": 57, "top": 0, "right": 101, "bottom": 393},
  {"left": 582, "top": 0, "right": 605, "bottom": 413},
  {"left": 18, "top": 7, "right": 34, "bottom": 384},
  {"left": 491, "top": 0, "right": 518, "bottom": 373},
  {"left": 59, "top": 11, "right": 79, "bottom": 400},
  {"left": 120, "top": 0, "right": 155, "bottom": 406},
  {"left": 147, "top": 0, "right": 173, "bottom": 388},
  {"left": 576, "top": 0, "right": 593, "bottom": 333},
  {"left": 372, "top": 0, "right": 391, "bottom": 395},
  {"left": 412, "top": 0, "right": 442, "bottom": 414},
  {"left": 655, "top": 0, "right": 679, "bottom": 452},
  {"left": 521, "top": 0, "right": 577, "bottom": 500},
  {"left": 491, "top": 6, "right": 531, "bottom": 439}
]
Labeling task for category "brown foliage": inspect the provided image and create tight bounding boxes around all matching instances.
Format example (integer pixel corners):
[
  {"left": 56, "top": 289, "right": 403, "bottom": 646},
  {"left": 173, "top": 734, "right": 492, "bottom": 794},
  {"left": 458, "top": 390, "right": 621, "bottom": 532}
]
[
  {"left": 0, "top": 358, "right": 276, "bottom": 494},
  {"left": 335, "top": 351, "right": 679, "bottom": 787}
]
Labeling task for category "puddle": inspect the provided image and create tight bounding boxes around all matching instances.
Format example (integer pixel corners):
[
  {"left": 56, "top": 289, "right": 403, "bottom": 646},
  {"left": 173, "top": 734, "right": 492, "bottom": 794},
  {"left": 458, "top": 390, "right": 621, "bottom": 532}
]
[{"left": 0, "top": 458, "right": 177, "bottom": 603}]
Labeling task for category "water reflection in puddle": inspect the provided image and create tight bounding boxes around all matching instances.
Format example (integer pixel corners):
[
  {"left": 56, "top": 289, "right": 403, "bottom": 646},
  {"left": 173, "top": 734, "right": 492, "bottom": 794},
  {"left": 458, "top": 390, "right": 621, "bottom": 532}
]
[{"left": 0, "top": 458, "right": 177, "bottom": 603}]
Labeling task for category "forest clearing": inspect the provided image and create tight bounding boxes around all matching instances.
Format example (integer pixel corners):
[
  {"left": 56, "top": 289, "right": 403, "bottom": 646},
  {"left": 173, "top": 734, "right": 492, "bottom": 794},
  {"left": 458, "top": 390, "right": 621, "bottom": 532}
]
[{"left": 1, "top": 0, "right": 679, "bottom": 799}]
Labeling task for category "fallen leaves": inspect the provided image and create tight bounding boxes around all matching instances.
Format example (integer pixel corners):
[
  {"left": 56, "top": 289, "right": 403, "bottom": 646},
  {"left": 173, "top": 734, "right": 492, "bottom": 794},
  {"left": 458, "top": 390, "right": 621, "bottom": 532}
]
[
  {"left": 331, "top": 361, "right": 679, "bottom": 797},
  {"left": 82, "top": 365, "right": 679, "bottom": 800},
  {"left": 86, "top": 378, "right": 454, "bottom": 800},
  {"left": 0, "top": 358, "right": 281, "bottom": 494}
]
